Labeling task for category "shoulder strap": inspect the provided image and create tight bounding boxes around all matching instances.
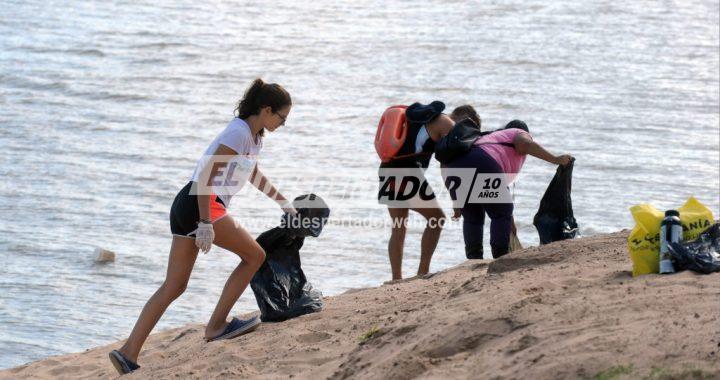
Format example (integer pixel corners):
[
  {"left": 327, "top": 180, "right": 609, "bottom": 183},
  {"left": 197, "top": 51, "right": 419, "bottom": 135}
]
[
  {"left": 391, "top": 151, "right": 432, "bottom": 160},
  {"left": 397, "top": 142, "right": 513, "bottom": 161},
  {"left": 476, "top": 142, "right": 515, "bottom": 149}
]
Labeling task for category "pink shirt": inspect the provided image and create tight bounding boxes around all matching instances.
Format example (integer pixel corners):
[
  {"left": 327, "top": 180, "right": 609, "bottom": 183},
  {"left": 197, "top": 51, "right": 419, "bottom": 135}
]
[{"left": 474, "top": 128, "right": 531, "bottom": 174}]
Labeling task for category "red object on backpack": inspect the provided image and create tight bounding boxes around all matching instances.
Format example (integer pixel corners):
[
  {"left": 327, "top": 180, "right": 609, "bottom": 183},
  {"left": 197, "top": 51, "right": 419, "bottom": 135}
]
[{"left": 374, "top": 105, "right": 408, "bottom": 163}]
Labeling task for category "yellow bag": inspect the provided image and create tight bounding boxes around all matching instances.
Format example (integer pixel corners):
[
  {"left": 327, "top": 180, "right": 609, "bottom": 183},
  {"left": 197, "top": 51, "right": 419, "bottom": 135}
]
[{"left": 628, "top": 196, "right": 714, "bottom": 277}]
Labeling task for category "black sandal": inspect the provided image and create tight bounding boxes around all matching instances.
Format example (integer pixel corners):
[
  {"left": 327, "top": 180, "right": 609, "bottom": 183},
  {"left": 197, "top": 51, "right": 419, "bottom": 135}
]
[{"left": 109, "top": 350, "right": 140, "bottom": 375}]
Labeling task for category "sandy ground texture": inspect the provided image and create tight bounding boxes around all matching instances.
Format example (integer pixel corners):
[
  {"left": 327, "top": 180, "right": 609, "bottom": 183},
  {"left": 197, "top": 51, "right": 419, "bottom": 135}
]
[{"left": 3, "top": 231, "right": 719, "bottom": 380}]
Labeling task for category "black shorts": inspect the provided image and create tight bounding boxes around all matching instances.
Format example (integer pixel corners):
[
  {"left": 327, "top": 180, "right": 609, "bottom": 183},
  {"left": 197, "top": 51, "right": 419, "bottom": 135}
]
[{"left": 169, "top": 181, "right": 228, "bottom": 237}]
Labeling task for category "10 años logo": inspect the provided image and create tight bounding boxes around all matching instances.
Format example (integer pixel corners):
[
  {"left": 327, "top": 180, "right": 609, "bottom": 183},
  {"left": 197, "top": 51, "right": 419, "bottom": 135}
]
[{"left": 378, "top": 168, "right": 514, "bottom": 208}]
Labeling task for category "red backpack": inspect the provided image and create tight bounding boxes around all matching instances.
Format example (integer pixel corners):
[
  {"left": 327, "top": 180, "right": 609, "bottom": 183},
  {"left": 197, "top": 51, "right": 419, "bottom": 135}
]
[{"left": 374, "top": 105, "right": 408, "bottom": 163}]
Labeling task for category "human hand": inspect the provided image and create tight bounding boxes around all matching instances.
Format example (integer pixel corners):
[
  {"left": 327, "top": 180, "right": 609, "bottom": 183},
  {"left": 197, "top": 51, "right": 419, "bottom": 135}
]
[
  {"left": 192, "top": 221, "right": 214, "bottom": 253},
  {"left": 554, "top": 154, "right": 573, "bottom": 166},
  {"left": 452, "top": 208, "right": 462, "bottom": 221}
]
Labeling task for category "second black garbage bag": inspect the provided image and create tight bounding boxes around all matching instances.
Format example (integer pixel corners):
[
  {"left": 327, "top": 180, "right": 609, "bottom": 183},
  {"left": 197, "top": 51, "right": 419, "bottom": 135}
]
[
  {"left": 533, "top": 159, "right": 579, "bottom": 244},
  {"left": 250, "top": 194, "right": 330, "bottom": 322},
  {"left": 668, "top": 223, "right": 720, "bottom": 274}
]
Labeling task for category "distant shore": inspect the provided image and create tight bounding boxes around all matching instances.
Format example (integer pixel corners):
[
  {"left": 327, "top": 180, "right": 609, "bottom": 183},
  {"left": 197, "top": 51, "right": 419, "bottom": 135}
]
[{"left": 3, "top": 231, "right": 718, "bottom": 379}]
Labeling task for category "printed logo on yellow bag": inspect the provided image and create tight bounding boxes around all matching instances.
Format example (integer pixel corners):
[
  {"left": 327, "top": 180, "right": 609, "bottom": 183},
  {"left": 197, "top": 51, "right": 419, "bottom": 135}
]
[{"left": 628, "top": 196, "right": 714, "bottom": 277}]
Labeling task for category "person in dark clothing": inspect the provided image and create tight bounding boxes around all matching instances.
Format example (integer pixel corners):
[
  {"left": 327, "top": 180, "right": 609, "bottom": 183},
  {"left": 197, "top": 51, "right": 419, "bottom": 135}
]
[
  {"left": 442, "top": 119, "right": 572, "bottom": 259},
  {"left": 447, "top": 107, "right": 527, "bottom": 255}
]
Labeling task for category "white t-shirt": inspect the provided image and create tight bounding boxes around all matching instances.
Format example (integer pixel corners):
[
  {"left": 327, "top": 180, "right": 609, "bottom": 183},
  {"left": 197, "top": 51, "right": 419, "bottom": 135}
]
[
  {"left": 190, "top": 118, "right": 263, "bottom": 206},
  {"left": 415, "top": 126, "right": 430, "bottom": 153}
]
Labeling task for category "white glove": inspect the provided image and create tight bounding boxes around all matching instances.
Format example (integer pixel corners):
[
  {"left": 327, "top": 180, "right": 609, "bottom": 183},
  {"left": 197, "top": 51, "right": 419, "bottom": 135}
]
[
  {"left": 278, "top": 200, "right": 298, "bottom": 215},
  {"left": 192, "top": 221, "right": 215, "bottom": 253}
]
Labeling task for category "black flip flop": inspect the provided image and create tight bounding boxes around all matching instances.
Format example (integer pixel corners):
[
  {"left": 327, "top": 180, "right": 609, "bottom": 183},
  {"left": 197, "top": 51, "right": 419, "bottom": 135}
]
[
  {"left": 206, "top": 315, "right": 261, "bottom": 342},
  {"left": 109, "top": 349, "right": 140, "bottom": 375}
]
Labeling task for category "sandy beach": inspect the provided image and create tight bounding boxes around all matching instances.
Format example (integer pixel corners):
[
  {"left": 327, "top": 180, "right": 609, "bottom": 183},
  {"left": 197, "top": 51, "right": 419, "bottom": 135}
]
[{"left": 2, "top": 230, "right": 718, "bottom": 379}]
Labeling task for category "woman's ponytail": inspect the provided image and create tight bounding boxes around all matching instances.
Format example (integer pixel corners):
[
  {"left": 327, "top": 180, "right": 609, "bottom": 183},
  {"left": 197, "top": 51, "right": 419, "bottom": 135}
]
[{"left": 235, "top": 78, "right": 292, "bottom": 134}]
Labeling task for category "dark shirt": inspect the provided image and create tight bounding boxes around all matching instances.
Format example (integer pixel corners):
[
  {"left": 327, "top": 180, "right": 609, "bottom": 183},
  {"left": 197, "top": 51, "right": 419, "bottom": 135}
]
[{"left": 379, "top": 122, "right": 435, "bottom": 169}]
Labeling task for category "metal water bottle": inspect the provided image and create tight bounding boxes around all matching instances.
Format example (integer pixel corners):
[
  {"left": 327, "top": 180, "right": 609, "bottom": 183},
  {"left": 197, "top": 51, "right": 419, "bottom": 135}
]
[{"left": 659, "top": 210, "right": 681, "bottom": 274}]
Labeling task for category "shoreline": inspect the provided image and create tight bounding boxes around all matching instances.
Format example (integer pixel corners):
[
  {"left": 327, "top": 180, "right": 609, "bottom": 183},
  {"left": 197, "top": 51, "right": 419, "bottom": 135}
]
[{"left": 2, "top": 231, "right": 718, "bottom": 379}]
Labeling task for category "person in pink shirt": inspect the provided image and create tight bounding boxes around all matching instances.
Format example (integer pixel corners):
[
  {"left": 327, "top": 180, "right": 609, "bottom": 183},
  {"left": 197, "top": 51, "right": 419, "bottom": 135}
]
[{"left": 444, "top": 120, "right": 572, "bottom": 259}]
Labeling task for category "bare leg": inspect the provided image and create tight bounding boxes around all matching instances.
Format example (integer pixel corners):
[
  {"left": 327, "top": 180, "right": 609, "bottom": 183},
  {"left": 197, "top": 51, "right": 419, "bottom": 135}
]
[
  {"left": 118, "top": 236, "right": 199, "bottom": 362},
  {"left": 204, "top": 215, "right": 265, "bottom": 339},
  {"left": 387, "top": 207, "right": 409, "bottom": 280},
  {"left": 411, "top": 206, "right": 445, "bottom": 276}
]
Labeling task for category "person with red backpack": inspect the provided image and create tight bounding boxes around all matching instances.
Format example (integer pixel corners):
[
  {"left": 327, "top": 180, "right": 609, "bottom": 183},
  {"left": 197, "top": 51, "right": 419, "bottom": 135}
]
[{"left": 375, "top": 101, "right": 454, "bottom": 280}]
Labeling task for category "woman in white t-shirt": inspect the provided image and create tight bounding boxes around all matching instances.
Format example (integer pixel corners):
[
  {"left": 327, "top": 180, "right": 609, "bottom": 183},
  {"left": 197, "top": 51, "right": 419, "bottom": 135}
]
[{"left": 110, "top": 79, "right": 296, "bottom": 375}]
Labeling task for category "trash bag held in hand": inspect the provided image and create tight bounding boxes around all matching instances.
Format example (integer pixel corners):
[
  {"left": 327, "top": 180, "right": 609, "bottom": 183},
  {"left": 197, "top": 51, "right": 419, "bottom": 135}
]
[
  {"left": 668, "top": 223, "right": 720, "bottom": 274},
  {"left": 533, "top": 158, "right": 578, "bottom": 244},
  {"left": 627, "top": 197, "right": 715, "bottom": 276},
  {"left": 250, "top": 194, "right": 330, "bottom": 322}
]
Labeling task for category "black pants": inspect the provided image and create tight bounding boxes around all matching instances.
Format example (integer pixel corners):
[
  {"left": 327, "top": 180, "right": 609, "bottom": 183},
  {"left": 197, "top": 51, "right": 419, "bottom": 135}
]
[{"left": 446, "top": 147, "right": 513, "bottom": 259}]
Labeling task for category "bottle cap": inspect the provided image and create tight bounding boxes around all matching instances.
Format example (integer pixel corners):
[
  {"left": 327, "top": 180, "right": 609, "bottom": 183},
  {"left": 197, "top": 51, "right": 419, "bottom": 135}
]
[{"left": 665, "top": 210, "right": 679, "bottom": 217}]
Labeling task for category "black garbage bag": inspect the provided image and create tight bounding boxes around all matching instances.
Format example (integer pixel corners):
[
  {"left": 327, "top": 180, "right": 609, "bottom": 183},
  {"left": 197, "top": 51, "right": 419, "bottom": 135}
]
[
  {"left": 668, "top": 223, "right": 720, "bottom": 274},
  {"left": 250, "top": 194, "right": 330, "bottom": 322},
  {"left": 533, "top": 159, "right": 579, "bottom": 244}
]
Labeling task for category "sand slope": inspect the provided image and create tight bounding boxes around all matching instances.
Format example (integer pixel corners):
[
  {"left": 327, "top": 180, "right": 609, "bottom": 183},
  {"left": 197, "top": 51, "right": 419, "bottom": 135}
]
[{"left": 3, "top": 231, "right": 719, "bottom": 379}]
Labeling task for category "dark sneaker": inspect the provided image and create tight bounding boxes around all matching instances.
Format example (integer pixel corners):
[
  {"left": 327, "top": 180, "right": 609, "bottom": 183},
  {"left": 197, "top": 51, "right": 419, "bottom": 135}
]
[{"left": 206, "top": 315, "right": 261, "bottom": 342}]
